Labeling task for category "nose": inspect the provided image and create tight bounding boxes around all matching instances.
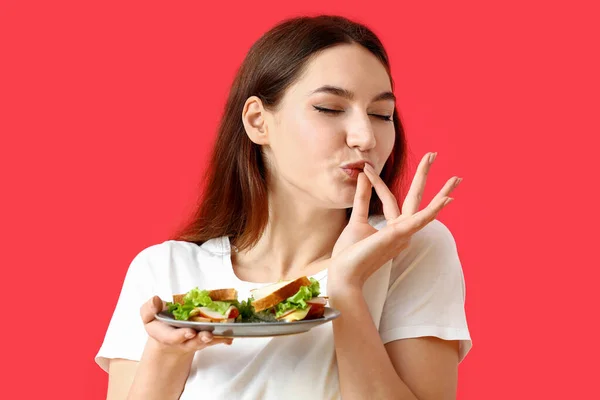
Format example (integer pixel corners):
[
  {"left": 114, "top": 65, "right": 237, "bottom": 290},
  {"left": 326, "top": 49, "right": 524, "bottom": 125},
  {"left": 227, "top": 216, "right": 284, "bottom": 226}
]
[{"left": 346, "top": 118, "right": 377, "bottom": 151}]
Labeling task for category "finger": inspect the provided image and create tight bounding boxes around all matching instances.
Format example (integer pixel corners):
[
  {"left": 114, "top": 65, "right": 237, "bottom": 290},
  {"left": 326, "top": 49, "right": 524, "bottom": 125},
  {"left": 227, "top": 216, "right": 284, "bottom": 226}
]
[
  {"left": 145, "top": 319, "right": 200, "bottom": 345},
  {"left": 349, "top": 172, "right": 372, "bottom": 224},
  {"left": 402, "top": 152, "right": 436, "bottom": 216},
  {"left": 140, "top": 296, "right": 167, "bottom": 324},
  {"left": 362, "top": 164, "right": 401, "bottom": 220},
  {"left": 203, "top": 337, "right": 234, "bottom": 347},
  {"left": 401, "top": 195, "right": 452, "bottom": 236},
  {"left": 430, "top": 176, "right": 462, "bottom": 205},
  {"left": 184, "top": 333, "right": 233, "bottom": 350}
]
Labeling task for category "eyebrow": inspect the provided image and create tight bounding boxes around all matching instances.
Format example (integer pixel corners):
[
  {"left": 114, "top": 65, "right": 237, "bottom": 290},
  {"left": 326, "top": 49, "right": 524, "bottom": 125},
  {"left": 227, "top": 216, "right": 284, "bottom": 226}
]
[{"left": 309, "top": 85, "right": 396, "bottom": 103}]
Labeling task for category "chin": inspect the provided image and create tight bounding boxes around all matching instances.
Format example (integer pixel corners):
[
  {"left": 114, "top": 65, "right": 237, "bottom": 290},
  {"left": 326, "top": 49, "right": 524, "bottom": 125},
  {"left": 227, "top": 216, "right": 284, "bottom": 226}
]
[{"left": 329, "top": 189, "right": 356, "bottom": 209}]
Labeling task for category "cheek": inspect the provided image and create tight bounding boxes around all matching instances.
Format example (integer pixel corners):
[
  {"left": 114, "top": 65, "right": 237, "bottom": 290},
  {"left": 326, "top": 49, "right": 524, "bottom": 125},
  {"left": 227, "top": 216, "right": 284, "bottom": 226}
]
[
  {"left": 280, "top": 111, "right": 341, "bottom": 162},
  {"left": 377, "top": 128, "right": 396, "bottom": 161}
]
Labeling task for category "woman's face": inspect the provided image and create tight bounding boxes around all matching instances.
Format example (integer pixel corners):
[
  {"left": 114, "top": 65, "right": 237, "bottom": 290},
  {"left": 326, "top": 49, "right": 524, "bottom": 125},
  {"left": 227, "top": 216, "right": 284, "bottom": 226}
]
[{"left": 262, "top": 43, "right": 396, "bottom": 209}]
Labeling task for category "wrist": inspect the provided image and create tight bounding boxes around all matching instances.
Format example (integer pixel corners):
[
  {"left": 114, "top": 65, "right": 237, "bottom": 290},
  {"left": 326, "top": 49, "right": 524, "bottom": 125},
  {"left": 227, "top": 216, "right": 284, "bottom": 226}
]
[
  {"left": 326, "top": 283, "right": 363, "bottom": 307},
  {"left": 145, "top": 337, "right": 194, "bottom": 361},
  {"left": 327, "top": 273, "right": 363, "bottom": 294},
  {"left": 128, "top": 338, "right": 194, "bottom": 399}
]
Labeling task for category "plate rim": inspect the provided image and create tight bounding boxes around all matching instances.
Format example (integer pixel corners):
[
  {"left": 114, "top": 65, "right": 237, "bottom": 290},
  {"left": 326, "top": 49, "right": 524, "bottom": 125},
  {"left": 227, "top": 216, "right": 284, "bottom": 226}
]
[{"left": 155, "top": 306, "right": 340, "bottom": 327}]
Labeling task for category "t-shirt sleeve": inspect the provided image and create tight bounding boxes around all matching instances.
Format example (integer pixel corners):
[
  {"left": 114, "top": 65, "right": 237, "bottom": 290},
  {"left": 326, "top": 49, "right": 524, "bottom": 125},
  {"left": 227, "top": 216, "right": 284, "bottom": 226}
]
[
  {"left": 95, "top": 245, "right": 161, "bottom": 373},
  {"left": 378, "top": 219, "right": 473, "bottom": 363}
]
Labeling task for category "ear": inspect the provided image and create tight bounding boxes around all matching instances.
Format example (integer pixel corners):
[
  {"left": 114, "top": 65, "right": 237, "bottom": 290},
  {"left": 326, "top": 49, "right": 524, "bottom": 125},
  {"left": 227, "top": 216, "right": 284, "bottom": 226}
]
[{"left": 242, "top": 96, "right": 270, "bottom": 145}]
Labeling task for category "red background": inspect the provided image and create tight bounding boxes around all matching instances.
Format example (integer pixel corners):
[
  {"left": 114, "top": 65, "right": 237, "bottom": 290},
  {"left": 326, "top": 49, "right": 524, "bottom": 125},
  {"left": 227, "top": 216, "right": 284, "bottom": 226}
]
[{"left": 1, "top": 1, "right": 598, "bottom": 398}]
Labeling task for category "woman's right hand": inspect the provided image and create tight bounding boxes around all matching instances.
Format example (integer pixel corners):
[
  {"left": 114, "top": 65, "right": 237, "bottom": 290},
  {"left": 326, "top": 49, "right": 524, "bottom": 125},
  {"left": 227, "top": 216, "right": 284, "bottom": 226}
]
[
  {"left": 327, "top": 152, "right": 460, "bottom": 293},
  {"left": 140, "top": 295, "right": 233, "bottom": 355}
]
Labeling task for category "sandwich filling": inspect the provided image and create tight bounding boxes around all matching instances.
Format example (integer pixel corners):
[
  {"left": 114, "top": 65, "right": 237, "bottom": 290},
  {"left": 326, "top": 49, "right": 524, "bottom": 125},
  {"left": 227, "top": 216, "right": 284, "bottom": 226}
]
[
  {"left": 273, "top": 278, "right": 321, "bottom": 318},
  {"left": 166, "top": 277, "right": 325, "bottom": 323},
  {"left": 167, "top": 288, "right": 237, "bottom": 320}
]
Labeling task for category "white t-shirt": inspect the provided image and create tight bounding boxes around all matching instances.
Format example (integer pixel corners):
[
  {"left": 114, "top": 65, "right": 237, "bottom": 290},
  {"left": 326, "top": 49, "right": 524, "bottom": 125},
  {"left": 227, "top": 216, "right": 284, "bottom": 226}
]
[{"left": 96, "top": 216, "right": 472, "bottom": 399}]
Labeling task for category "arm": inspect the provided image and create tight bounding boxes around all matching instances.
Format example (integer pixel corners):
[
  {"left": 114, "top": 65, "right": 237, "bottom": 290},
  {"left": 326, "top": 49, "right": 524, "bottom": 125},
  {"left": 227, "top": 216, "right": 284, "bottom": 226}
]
[
  {"left": 107, "top": 338, "right": 194, "bottom": 400},
  {"left": 106, "top": 296, "right": 232, "bottom": 400},
  {"left": 330, "top": 287, "right": 459, "bottom": 400},
  {"left": 107, "top": 339, "right": 194, "bottom": 400},
  {"left": 107, "top": 359, "right": 137, "bottom": 400},
  {"left": 327, "top": 154, "right": 467, "bottom": 399},
  {"left": 385, "top": 337, "right": 459, "bottom": 400}
]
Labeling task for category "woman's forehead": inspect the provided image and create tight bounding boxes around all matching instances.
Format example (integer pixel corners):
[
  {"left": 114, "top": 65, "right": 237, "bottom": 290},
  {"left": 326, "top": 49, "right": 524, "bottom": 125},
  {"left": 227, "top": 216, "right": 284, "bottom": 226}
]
[{"left": 294, "top": 45, "right": 392, "bottom": 95}]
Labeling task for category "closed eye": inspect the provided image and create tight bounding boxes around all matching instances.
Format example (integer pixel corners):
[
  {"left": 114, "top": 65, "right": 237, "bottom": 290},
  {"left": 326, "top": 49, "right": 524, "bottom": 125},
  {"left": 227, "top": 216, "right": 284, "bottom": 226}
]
[{"left": 313, "top": 106, "right": 392, "bottom": 122}]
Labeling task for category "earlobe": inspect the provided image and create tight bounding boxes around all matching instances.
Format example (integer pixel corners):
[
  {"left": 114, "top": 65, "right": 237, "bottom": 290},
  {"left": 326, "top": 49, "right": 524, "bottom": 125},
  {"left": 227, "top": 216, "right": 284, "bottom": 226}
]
[{"left": 242, "top": 96, "right": 269, "bottom": 145}]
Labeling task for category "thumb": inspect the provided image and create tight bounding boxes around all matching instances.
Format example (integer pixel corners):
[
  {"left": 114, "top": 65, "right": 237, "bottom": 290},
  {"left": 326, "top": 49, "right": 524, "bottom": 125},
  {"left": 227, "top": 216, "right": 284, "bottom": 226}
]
[
  {"left": 151, "top": 295, "right": 167, "bottom": 312},
  {"left": 141, "top": 295, "right": 166, "bottom": 324}
]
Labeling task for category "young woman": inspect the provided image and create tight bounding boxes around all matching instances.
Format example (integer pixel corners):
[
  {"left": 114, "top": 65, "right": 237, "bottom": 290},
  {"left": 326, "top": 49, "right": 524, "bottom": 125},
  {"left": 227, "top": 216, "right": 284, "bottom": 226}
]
[{"left": 96, "top": 15, "right": 472, "bottom": 400}]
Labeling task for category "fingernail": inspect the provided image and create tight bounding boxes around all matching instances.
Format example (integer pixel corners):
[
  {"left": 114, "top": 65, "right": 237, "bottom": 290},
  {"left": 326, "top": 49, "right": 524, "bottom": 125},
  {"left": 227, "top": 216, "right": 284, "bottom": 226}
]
[
  {"left": 226, "top": 339, "right": 234, "bottom": 345},
  {"left": 149, "top": 296, "right": 158, "bottom": 308},
  {"left": 201, "top": 336, "right": 212, "bottom": 343},
  {"left": 185, "top": 332, "right": 195, "bottom": 339},
  {"left": 444, "top": 198, "right": 454, "bottom": 206},
  {"left": 363, "top": 164, "right": 372, "bottom": 173},
  {"left": 454, "top": 177, "right": 463, "bottom": 187},
  {"left": 429, "top": 152, "right": 437, "bottom": 164}
]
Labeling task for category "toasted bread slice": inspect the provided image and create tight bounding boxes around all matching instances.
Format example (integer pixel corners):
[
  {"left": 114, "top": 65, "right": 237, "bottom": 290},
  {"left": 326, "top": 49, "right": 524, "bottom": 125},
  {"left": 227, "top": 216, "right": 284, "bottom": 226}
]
[
  {"left": 172, "top": 288, "right": 238, "bottom": 305},
  {"left": 251, "top": 276, "right": 312, "bottom": 312},
  {"left": 207, "top": 288, "right": 238, "bottom": 302}
]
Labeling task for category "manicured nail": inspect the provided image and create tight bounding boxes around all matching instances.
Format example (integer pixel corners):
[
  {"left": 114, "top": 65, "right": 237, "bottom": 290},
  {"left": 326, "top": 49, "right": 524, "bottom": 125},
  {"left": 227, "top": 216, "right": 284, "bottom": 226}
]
[
  {"left": 444, "top": 198, "right": 454, "bottom": 206},
  {"left": 429, "top": 152, "right": 437, "bottom": 164},
  {"left": 185, "top": 332, "right": 195, "bottom": 339},
  {"left": 201, "top": 336, "right": 212, "bottom": 343}
]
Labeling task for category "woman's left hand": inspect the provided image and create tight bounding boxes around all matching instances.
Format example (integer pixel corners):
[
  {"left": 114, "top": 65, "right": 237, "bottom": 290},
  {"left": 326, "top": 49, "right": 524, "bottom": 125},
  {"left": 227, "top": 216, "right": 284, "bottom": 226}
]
[{"left": 327, "top": 152, "right": 462, "bottom": 293}]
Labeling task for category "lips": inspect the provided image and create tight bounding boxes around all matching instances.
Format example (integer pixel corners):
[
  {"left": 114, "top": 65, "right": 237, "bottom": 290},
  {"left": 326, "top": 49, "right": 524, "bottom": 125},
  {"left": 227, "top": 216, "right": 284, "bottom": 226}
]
[
  {"left": 341, "top": 167, "right": 362, "bottom": 179},
  {"left": 340, "top": 160, "right": 373, "bottom": 180}
]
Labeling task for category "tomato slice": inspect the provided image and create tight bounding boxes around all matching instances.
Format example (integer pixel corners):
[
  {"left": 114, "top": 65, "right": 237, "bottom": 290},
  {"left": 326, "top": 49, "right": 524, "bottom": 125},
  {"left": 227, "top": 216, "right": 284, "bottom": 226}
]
[{"left": 228, "top": 307, "right": 240, "bottom": 319}]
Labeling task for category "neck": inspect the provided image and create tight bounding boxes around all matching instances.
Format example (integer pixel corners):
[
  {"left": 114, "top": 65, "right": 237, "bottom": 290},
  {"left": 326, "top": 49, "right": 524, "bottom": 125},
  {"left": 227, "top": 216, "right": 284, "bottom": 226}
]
[{"left": 231, "top": 186, "right": 349, "bottom": 282}]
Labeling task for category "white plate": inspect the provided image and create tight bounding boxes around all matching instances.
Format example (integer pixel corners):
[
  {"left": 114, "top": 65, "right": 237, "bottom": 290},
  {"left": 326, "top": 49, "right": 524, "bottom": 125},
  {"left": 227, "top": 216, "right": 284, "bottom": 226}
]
[{"left": 155, "top": 307, "right": 341, "bottom": 338}]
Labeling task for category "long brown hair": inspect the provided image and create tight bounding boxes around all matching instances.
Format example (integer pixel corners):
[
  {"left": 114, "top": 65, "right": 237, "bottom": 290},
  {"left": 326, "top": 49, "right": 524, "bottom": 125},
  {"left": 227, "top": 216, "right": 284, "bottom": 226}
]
[{"left": 171, "top": 15, "right": 408, "bottom": 251}]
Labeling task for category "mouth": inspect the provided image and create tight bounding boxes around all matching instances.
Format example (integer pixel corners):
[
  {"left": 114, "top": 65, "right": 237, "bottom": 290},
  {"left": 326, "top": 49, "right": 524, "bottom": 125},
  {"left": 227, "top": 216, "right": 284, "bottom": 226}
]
[
  {"left": 341, "top": 167, "right": 362, "bottom": 180},
  {"left": 339, "top": 161, "right": 373, "bottom": 180}
]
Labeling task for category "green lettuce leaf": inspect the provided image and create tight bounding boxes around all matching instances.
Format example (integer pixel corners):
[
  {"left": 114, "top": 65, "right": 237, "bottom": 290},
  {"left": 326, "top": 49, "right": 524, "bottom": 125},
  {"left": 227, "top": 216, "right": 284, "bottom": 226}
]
[
  {"left": 183, "top": 288, "right": 213, "bottom": 306},
  {"left": 308, "top": 277, "right": 320, "bottom": 297},
  {"left": 274, "top": 278, "right": 321, "bottom": 318},
  {"left": 167, "top": 302, "right": 196, "bottom": 320},
  {"left": 208, "top": 301, "right": 234, "bottom": 315},
  {"left": 166, "top": 287, "right": 234, "bottom": 320}
]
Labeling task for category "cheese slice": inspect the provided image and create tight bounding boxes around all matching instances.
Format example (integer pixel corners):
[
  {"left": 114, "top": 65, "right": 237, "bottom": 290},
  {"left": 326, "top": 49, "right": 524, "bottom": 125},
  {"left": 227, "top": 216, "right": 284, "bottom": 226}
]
[
  {"left": 276, "top": 306, "right": 311, "bottom": 322},
  {"left": 198, "top": 307, "right": 232, "bottom": 321}
]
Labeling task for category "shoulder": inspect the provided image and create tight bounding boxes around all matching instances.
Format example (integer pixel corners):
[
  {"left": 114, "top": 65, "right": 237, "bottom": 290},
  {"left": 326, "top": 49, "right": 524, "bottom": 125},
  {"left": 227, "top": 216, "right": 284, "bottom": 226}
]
[
  {"left": 127, "top": 238, "right": 228, "bottom": 275},
  {"left": 134, "top": 237, "right": 228, "bottom": 260},
  {"left": 369, "top": 214, "right": 462, "bottom": 285},
  {"left": 122, "top": 238, "right": 231, "bottom": 297}
]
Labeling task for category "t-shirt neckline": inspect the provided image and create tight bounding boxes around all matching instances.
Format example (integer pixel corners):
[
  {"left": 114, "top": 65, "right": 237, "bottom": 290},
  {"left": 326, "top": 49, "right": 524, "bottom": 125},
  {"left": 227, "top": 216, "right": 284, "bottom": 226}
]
[{"left": 218, "top": 236, "right": 328, "bottom": 286}]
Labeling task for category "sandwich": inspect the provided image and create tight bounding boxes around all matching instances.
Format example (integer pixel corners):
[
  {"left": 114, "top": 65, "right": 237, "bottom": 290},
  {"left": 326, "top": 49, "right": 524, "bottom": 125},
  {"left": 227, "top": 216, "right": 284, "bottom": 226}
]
[
  {"left": 250, "top": 276, "right": 328, "bottom": 322},
  {"left": 167, "top": 288, "right": 241, "bottom": 322},
  {"left": 166, "top": 276, "right": 327, "bottom": 323}
]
